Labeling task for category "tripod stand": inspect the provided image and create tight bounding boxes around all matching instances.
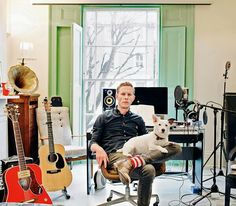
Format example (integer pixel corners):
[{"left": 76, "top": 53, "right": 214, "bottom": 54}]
[
  {"left": 191, "top": 104, "right": 236, "bottom": 205},
  {"left": 198, "top": 63, "right": 230, "bottom": 179},
  {"left": 191, "top": 106, "right": 221, "bottom": 205}
]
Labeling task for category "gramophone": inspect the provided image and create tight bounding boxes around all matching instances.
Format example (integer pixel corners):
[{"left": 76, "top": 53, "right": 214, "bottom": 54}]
[{"left": 8, "top": 58, "right": 39, "bottom": 94}]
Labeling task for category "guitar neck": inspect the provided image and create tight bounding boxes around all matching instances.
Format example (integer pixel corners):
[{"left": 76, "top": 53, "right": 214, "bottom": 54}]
[
  {"left": 12, "top": 121, "right": 27, "bottom": 171},
  {"left": 46, "top": 111, "right": 55, "bottom": 154}
]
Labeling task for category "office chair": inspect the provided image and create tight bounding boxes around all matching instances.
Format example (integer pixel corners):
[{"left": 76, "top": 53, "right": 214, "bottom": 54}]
[
  {"left": 97, "top": 163, "right": 165, "bottom": 206},
  {"left": 36, "top": 106, "right": 87, "bottom": 166}
]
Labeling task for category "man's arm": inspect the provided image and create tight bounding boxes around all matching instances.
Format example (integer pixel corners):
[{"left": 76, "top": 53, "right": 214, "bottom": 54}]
[
  {"left": 89, "top": 114, "right": 109, "bottom": 168},
  {"left": 91, "top": 143, "right": 109, "bottom": 168}
]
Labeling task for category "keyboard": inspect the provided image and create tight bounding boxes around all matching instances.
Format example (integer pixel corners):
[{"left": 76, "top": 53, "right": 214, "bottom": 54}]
[{"left": 170, "top": 126, "right": 204, "bottom": 135}]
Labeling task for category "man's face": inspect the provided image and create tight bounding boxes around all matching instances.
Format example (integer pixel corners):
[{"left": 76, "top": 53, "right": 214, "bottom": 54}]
[{"left": 116, "top": 86, "right": 135, "bottom": 109}]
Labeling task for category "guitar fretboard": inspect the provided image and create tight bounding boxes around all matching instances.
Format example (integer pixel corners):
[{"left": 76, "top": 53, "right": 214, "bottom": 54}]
[
  {"left": 46, "top": 111, "right": 55, "bottom": 154},
  {"left": 12, "top": 121, "right": 27, "bottom": 172},
  {"left": 0, "top": 161, "right": 3, "bottom": 190}
]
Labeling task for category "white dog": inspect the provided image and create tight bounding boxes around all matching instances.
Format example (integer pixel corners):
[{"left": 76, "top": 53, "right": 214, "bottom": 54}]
[{"left": 118, "top": 115, "right": 170, "bottom": 156}]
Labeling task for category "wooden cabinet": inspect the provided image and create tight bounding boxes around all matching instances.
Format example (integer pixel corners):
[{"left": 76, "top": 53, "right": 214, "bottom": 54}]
[{"left": 8, "top": 94, "right": 40, "bottom": 161}]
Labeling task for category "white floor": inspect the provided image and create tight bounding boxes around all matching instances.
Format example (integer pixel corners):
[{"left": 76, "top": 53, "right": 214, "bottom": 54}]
[{"left": 49, "top": 163, "right": 236, "bottom": 206}]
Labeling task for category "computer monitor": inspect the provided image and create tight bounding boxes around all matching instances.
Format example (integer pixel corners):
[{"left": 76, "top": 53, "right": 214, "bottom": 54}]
[{"left": 132, "top": 87, "right": 168, "bottom": 115}]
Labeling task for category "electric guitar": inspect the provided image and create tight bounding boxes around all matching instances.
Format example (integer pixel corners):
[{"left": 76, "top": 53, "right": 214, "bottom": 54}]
[
  {"left": 38, "top": 97, "right": 72, "bottom": 191},
  {"left": 3, "top": 104, "right": 52, "bottom": 204}
]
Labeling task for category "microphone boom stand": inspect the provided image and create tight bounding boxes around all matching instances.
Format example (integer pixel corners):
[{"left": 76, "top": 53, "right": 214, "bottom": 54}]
[
  {"left": 191, "top": 105, "right": 220, "bottom": 205},
  {"left": 218, "top": 66, "right": 229, "bottom": 176},
  {"left": 191, "top": 104, "right": 236, "bottom": 205}
]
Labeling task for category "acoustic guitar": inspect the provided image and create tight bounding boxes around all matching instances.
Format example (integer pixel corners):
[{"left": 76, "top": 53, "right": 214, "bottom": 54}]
[
  {"left": 38, "top": 98, "right": 72, "bottom": 191},
  {"left": 3, "top": 104, "right": 52, "bottom": 204}
]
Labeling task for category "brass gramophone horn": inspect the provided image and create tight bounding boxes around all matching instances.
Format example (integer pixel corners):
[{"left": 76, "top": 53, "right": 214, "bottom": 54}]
[{"left": 8, "top": 61, "right": 39, "bottom": 94}]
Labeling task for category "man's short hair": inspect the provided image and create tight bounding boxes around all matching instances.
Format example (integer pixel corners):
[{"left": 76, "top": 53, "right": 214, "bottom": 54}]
[{"left": 116, "top": 82, "right": 135, "bottom": 94}]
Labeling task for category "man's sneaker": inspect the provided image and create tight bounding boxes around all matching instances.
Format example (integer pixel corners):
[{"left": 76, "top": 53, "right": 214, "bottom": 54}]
[{"left": 114, "top": 159, "right": 133, "bottom": 185}]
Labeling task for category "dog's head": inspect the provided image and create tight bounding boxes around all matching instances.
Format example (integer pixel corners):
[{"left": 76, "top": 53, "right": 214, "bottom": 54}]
[{"left": 152, "top": 114, "right": 170, "bottom": 140}]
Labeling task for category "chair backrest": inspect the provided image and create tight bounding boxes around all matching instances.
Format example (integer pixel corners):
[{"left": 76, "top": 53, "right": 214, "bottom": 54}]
[{"left": 36, "top": 107, "right": 72, "bottom": 146}]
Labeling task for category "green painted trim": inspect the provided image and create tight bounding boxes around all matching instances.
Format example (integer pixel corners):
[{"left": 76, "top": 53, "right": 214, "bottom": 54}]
[
  {"left": 49, "top": 5, "right": 53, "bottom": 97},
  {"left": 49, "top": 5, "right": 82, "bottom": 106},
  {"left": 159, "top": 5, "right": 163, "bottom": 86},
  {"left": 160, "top": 5, "right": 194, "bottom": 96},
  {"left": 185, "top": 5, "right": 195, "bottom": 100}
]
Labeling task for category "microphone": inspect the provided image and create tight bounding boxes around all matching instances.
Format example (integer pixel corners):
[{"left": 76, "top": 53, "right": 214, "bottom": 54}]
[
  {"left": 225, "top": 61, "right": 231, "bottom": 71},
  {"left": 203, "top": 108, "right": 208, "bottom": 125}
]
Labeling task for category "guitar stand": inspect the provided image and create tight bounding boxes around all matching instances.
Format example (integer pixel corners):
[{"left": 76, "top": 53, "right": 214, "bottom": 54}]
[
  {"left": 62, "top": 187, "right": 70, "bottom": 199},
  {"left": 52, "top": 187, "right": 70, "bottom": 201}
]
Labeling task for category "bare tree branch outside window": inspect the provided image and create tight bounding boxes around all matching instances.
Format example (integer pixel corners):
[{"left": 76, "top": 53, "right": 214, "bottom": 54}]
[{"left": 83, "top": 8, "right": 160, "bottom": 128}]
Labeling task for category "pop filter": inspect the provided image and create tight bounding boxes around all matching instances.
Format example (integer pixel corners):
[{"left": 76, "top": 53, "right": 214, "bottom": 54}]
[{"left": 174, "top": 85, "right": 184, "bottom": 101}]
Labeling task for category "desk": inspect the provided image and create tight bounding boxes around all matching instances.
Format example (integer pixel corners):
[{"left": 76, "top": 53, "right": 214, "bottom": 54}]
[
  {"left": 86, "top": 130, "right": 204, "bottom": 195},
  {"left": 168, "top": 130, "right": 204, "bottom": 194}
]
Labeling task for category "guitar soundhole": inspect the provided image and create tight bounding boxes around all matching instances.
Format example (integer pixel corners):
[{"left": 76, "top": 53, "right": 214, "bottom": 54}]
[
  {"left": 48, "top": 153, "right": 57, "bottom": 163},
  {"left": 56, "top": 153, "right": 65, "bottom": 169},
  {"left": 19, "top": 177, "right": 31, "bottom": 191}
]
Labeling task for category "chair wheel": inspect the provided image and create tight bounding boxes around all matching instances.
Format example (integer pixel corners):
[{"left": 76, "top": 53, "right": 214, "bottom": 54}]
[
  {"left": 153, "top": 202, "right": 159, "bottom": 206},
  {"left": 107, "top": 197, "right": 112, "bottom": 202}
]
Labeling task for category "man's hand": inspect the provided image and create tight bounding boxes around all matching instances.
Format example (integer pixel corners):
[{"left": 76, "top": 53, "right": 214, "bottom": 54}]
[{"left": 91, "top": 144, "right": 109, "bottom": 168}]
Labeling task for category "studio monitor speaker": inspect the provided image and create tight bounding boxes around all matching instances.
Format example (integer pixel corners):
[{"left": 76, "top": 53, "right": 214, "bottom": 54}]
[
  {"left": 225, "top": 93, "right": 236, "bottom": 156},
  {"left": 103, "top": 88, "right": 116, "bottom": 111}
]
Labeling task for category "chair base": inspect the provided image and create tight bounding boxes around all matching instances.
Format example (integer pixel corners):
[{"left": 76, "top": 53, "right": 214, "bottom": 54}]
[{"left": 97, "top": 185, "right": 159, "bottom": 206}]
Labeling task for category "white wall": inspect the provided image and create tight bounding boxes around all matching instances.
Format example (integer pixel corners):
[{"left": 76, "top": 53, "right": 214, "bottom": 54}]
[
  {"left": 6, "top": 0, "right": 49, "bottom": 104},
  {"left": 195, "top": 0, "right": 236, "bottom": 165},
  {"left": 0, "top": 0, "right": 7, "bottom": 79}
]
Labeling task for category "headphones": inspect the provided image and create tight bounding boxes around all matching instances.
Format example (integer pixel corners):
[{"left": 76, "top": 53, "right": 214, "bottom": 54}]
[{"left": 183, "top": 102, "right": 200, "bottom": 122}]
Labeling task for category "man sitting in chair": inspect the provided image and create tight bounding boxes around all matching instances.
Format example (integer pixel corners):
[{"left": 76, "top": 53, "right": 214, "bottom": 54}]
[{"left": 89, "top": 82, "right": 181, "bottom": 206}]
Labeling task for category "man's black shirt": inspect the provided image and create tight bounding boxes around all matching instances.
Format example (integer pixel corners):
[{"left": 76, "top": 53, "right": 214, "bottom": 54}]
[{"left": 89, "top": 107, "right": 147, "bottom": 154}]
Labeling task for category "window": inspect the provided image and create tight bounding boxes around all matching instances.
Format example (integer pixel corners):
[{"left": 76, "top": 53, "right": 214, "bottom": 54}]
[{"left": 83, "top": 6, "right": 160, "bottom": 129}]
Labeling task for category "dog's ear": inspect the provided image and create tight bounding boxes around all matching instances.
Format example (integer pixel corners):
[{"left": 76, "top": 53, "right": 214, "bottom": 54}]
[{"left": 152, "top": 114, "right": 159, "bottom": 123}]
